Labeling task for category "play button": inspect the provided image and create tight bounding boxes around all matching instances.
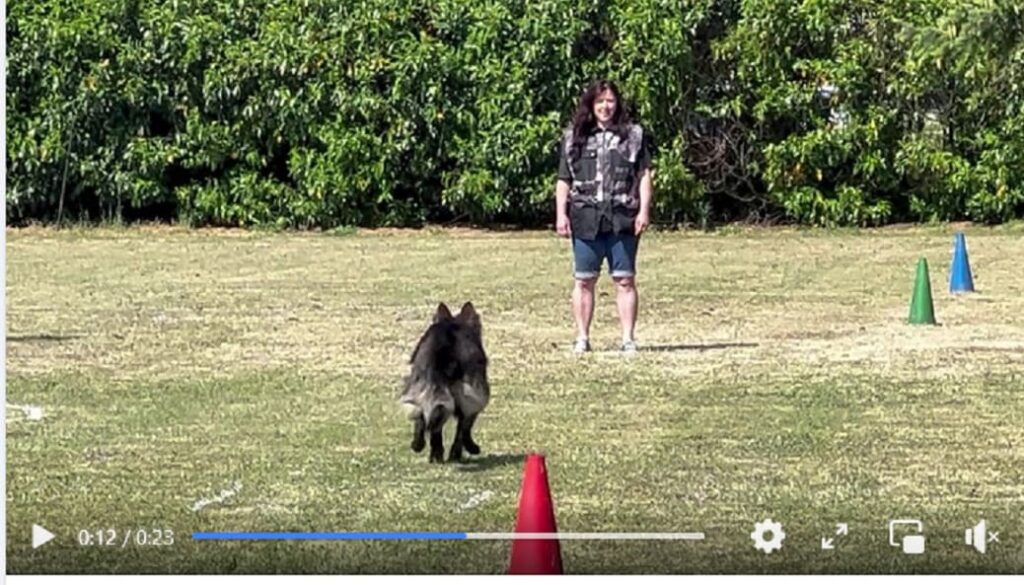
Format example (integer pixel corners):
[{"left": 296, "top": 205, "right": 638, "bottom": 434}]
[{"left": 32, "top": 524, "right": 55, "bottom": 549}]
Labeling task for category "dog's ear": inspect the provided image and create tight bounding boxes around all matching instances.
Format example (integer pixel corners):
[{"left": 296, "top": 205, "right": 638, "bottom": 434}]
[
  {"left": 456, "top": 302, "right": 481, "bottom": 332},
  {"left": 433, "top": 302, "right": 453, "bottom": 323}
]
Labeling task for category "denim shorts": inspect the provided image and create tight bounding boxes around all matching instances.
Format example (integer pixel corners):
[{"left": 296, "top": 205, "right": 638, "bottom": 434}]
[{"left": 572, "top": 232, "right": 640, "bottom": 280}]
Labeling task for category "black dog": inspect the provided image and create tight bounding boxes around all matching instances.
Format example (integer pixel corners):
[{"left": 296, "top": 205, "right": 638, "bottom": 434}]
[{"left": 400, "top": 302, "right": 490, "bottom": 463}]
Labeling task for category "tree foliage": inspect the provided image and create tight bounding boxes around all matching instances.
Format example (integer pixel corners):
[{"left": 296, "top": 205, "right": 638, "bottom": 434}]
[{"left": 7, "top": 0, "right": 1023, "bottom": 227}]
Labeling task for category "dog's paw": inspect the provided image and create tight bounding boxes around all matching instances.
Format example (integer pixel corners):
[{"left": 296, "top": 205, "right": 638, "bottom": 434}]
[
  {"left": 447, "top": 451, "right": 464, "bottom": 463},
  {"left": 429, "top": 449, "right": 445, "bottom": 464},
  {"left": 411, "top": 436, "right": 426, "bottom": 452},
  {"left": 464, "top": 441, "right": 481, "bottom": 456}
]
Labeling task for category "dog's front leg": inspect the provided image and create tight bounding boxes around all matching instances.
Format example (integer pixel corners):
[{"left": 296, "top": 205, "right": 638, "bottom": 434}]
[
  {"left": 448, "top": 414, "right": 465, "bottom": 462},
  {"left": 461, "top": 413, "right": 481, "bottom": 456},
  {"left": 411, "top": 415, "right": 426, "bottom": 452},
  {"left": 429, "top": 429, "right": 445, "bottom": 463}
]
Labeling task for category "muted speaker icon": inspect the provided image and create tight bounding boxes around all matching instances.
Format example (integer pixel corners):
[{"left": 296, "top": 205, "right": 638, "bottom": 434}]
[{"left": 965, "top": 520, "right": 997, "bottom": 554}]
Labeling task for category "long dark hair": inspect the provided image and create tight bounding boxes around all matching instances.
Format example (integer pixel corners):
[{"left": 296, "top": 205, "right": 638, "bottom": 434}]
[{"left": 569, "top": 79, "right": 633, "bottom": 159}]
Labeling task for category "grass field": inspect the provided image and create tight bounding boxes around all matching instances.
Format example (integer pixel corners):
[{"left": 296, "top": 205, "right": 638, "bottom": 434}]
[{"left": 5, "top": 224, "right": 1024, "bottom": 574}]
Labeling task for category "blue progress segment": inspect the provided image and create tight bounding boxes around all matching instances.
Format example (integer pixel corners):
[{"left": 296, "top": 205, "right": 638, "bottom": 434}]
[{"left": 192, "top": 532, "right": 468, "bottom": 541}]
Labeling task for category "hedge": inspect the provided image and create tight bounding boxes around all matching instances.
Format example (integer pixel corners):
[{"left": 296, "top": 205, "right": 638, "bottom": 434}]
[{"left": 7, "top": 0, "right": 1024, "bottom": 227}]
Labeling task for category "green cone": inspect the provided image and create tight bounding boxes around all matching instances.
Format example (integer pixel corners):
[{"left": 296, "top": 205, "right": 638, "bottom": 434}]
[{"left": 909, "top": 257, "right": 937, "bottom": 325}]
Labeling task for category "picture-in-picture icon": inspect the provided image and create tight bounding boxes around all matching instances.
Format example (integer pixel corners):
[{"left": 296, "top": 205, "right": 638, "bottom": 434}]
[{"left": 889, "top": 519, "right": 925, "bottom": 555}]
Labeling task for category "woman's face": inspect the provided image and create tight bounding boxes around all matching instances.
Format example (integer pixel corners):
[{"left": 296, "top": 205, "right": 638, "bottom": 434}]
[{"left": 593, "top": 89, "right": 617, "bottom": 125}]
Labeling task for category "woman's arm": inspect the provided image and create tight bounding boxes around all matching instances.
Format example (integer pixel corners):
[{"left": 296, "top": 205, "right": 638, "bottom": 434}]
[
  {"left": 555, "top": 179, "right": 571, "bottom": 237},
  {"left": 635, "top": 168, "right": 653, "bottom": 235}
]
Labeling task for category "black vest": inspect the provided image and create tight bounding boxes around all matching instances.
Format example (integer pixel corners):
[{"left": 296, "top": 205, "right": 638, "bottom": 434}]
[{"left": 562, "top": 124, "right": 645, "bottom": 239}]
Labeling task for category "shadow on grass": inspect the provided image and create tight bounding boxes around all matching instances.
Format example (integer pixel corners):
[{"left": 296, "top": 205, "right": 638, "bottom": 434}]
[
  {"left": 454, "top": 452, "right": 526, "bottom": 473},
  {"left": 639, "top": 342, "right": 759, "bottom": 353},
  {"left": 7, "top": 333, "right": 84, "bottom": 343}
]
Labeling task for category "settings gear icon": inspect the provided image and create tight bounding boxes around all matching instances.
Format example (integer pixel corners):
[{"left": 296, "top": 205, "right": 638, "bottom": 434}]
[{"left": 751, "top": 518, "right": 785, "bottom": 554}]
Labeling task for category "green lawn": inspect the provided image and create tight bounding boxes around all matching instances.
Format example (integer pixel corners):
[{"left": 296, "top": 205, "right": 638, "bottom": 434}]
[{"left": 6, "top": 224, "right": 1024, "bottom": 574}]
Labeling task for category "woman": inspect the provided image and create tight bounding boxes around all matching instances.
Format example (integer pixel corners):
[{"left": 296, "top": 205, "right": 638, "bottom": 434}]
[{"left": 555, "top": 80, "right": 654, "bottom": 354}]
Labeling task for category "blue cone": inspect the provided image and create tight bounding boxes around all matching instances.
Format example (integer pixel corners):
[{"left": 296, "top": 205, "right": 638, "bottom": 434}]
[{"left": 949, "top": 232, "right": 975, "bottom": 293}]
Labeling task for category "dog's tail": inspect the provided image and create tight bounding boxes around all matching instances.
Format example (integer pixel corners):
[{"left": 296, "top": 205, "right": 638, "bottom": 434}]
[
  {"left": 400, "top": 371, "right": 455, "bottom": 431},
  {"left": 424, "top": 398, "right": 451, "bottom": 433}
]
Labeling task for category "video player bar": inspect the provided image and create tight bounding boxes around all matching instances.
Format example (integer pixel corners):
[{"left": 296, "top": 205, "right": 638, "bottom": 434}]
[{"left": 191, "top": 532, "right": 706, "bottom": 541}]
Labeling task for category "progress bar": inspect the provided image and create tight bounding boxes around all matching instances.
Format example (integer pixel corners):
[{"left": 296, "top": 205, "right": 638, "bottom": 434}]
[
  {"left": 192, "top": 532, "right": 705, "bottom": 541},
  {"left": 470, "top": 533, "right": 704, "bottom": 540}
]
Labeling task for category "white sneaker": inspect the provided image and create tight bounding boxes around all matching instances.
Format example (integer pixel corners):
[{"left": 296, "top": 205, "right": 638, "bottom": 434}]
[
  {"left": 573, "top": 338, "right": 592, "bottom": 354},
  {"left": 621, "top": 340, "right": 638, "bottom": 354}
]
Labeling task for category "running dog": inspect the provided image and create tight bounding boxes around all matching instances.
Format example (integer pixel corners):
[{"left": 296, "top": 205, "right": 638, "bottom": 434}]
[{"left": 400, "top": 302, "right": 490, "bottom": 463}]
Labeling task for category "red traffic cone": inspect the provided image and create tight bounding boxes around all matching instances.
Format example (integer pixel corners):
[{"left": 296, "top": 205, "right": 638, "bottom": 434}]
[{"left": 508, "top": 453, "right": 563, "bottom": 574}]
